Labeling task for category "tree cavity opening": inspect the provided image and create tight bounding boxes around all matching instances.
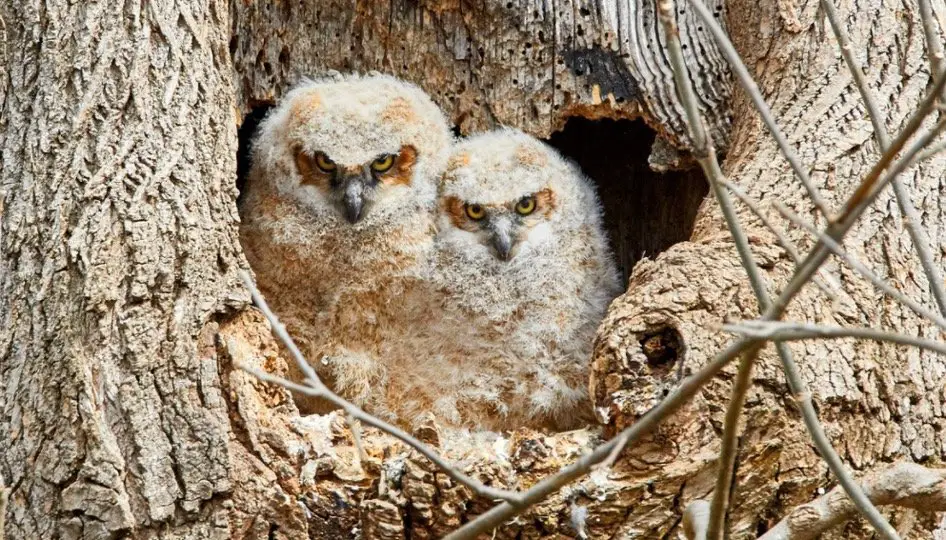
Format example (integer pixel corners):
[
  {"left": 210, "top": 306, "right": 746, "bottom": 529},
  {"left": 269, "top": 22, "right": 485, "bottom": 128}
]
[
  {"left": 545, "top": 118, "right": 709, "bottom": 283},
  {"left": 237, "top": 103, "right": 274, "bottom": 203}
]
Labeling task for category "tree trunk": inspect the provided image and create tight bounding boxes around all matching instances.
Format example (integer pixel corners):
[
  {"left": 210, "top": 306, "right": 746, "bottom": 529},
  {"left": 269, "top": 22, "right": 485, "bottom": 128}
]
[
  {"left": 2, "top": 0, "right": 944, "bottom": 539},
  {"left": 0, "top": 0, "right": 252, "bottom": 537},
  {"left": 590, "top": 0, "right": 946, "bottom": 537}
]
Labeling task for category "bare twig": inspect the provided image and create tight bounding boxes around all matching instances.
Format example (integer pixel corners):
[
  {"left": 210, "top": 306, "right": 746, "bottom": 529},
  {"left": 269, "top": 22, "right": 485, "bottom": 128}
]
[
  {"left": 243, "top": 272, "right": 325, "bottom": 388},
  {"left": 914, "top": 138, "right": 946, "bottom": 162},
  {"left": 760, "top": 463, "right": 946, "bottom": 540},
  {"left": 820, "top": 0, "right": 891, "bottom": 149},
  {"left": 917, "top": 0, "right": 945, "bottom": 89},
  {"left": 776, "top": 204, "right": 946, "bottom": 331},
  {"left": 898, "top": 121, "right": 946, "bottom": 177},
  {"left": 822, "top": 0, "right": 946, "bottom": 316},
  {"left": 594, "top": 432, "right": 631, "bottom": 471},
  {"left": 238, "top": 272, "right": 523, "bottom": 504},
  {"left": 658, "top": 5, "right": 775, "bottom": 535},
  {"left": 833, "top": 82, "right": 946, "bottom": 236},
  {"left": 721, "top": 180, "right": 840, "bottom": 299},
  {"left": 708, "top": 348, "right": 757, "bottom": 537},
  {"left": 720, "top": 181, "right": 802, "bottom": 265},
  {"left": 346, "top": 411, "right": 368, "bottom": 464},
  {"left": 685, "top": 0, "right": 831, "bottom": 216},
  {"left": 724, "top": 321, "right": 946, "bottom": 355}
]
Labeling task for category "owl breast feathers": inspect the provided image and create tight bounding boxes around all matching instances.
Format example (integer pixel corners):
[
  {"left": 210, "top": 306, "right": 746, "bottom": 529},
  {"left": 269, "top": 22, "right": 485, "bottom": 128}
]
[
  {"left": 238, "top": 73, "right": 453, "bottom": 414},
  {"left": 240, "top": 74, "right": 622, "bottom": 431},
  {"left": 399, "top": 128, "right": 623, "bottom": 431}
]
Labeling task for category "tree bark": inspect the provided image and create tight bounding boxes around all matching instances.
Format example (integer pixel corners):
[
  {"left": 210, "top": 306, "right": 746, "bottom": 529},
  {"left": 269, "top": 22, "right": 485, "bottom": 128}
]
[
  {"left": 0, "top": 0, "right": 251, "bottom": 537},
  {"left": 229, "top": 0, "right": 734, "bottom": 164},
  {"left": 591, "top": 0, "right": 946, "bottom": 537},
  {"left": 2, "top": 0, "right": 945, "bottom": 539}
]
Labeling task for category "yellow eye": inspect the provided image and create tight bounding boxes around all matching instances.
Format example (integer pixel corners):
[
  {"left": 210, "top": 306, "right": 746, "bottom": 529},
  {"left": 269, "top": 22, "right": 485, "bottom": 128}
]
[
  {"left": 371, "top": 154, "right": 396, "bottom": 173},
  {"left": 515, "top": 196, "right": 537, "bottom": 215},
  {"left": 314, "top": 153, "right": 336, "bottom": 173},
  {"left": 464, "top": 203, "right": 486, "bottom": 221}
]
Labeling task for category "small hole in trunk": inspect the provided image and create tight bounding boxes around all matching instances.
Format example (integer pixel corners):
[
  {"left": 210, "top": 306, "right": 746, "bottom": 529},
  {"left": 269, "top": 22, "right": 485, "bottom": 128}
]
[{"left": 640, "top": 326, "right": 684, "bottom": 372}]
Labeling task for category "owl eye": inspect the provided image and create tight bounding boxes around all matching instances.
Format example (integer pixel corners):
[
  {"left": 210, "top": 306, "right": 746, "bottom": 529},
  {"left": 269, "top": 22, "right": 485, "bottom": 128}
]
[
  {"left": 515, "top": 195, "right": 537, "bottom": 216},
  {"left": 371, "top": 154, "right": 396, "bottom": 173},
  {"left": 464, "top": 203, "right": 486, "bottom": 221},
  {"left": 314, "top": 152, "right": 336, "bottom": 173}
]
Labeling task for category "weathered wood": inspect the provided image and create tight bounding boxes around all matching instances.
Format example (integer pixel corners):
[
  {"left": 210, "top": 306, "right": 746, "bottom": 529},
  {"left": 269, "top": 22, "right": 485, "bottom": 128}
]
[
  {"left": 4, "top": 0, "right": 946, "bottom": 538},
  {"left": 230, "top": 0, "right": 733, "bottom": 160},
  {"left": 0, "top": 0, "right": 248, "bottom": 537},
  {"left": 591, "top": 0, "right": 946, "bottom": 537}
]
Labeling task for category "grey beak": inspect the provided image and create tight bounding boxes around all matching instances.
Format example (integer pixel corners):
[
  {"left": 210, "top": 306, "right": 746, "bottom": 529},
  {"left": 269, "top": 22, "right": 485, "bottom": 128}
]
[
  {"left": 492, "top": 230, "right": 513, "bottom": 261},
  {"left": 342, "top": 178, "right": 366, "bottom": 223}
]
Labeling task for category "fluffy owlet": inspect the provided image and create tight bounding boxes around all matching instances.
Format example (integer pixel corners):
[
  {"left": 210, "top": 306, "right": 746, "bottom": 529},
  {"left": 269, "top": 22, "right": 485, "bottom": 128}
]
[
  {"left": 239, "top": 74, "right": 452, "bottom": 415},
  {"left": 390, "top": 128, "right": 623, "bottom": 431}
]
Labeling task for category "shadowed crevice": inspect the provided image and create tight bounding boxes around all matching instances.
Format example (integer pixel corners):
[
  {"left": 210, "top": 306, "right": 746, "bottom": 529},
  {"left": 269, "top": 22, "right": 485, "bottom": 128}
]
[{"left": 545, "top": 117, "right": 709, "bottom": 282}]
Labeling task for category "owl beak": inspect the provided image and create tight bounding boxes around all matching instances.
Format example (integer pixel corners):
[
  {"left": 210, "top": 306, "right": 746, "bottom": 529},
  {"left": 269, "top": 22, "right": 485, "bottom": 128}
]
[
  {"left": 342, "top": 175, "right": 367, "bottom": 223},
  {"left": 489, "top": 216, "right": 516, "bottom": 261},
  {"left": 492, "top": 233, "right": 513, "bottom": 261},
  {"left": 491, "top": 229, "right": 515, "bottom": 261}
]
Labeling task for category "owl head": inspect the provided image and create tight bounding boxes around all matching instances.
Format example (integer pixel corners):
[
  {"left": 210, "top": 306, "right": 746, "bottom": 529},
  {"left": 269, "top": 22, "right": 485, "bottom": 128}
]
[
  {"left": 437, "top": 128, "right": 602, "bottom": 263},
  {"left": 250, "top": 74, "right": 451, "bottom": 227}
]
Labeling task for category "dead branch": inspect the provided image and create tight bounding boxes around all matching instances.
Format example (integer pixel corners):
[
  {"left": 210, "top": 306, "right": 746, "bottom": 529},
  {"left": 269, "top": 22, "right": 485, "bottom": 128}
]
[
  {"left": 723, "top": 321, "right": 946, "bottom": 355},
  {"left": 917, "top": 0, "right": 945, "bottom": 90},
  {"left": 760, "top": 463, "right": 946, "bottom": 540}
]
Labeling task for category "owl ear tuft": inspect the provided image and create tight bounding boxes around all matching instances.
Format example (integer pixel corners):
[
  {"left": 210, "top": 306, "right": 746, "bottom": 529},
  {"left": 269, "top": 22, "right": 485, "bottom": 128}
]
[
  {"left": 288, "top": 92, "right": 322, "bottom": 130},
  {"left": 514, "top": 143, "right": 548, "bottom": 168},
  {"left": 381, "top": 97, "right": 419, "bottom": 125}
]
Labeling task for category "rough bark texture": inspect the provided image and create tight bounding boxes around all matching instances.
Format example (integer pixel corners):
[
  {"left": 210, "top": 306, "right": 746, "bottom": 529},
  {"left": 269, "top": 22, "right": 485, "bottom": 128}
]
[
  {"left": 590, "top": 0, "right": 946, "bottom": 537},
  {"left": 229, "top": 0, "right": 733, "bottom": 163},
  {"left": 3, "top": 0, "right": 945, "bottom": 538},
  {"left": 0, "top": 0, "right": 248, "bottom": 537}
]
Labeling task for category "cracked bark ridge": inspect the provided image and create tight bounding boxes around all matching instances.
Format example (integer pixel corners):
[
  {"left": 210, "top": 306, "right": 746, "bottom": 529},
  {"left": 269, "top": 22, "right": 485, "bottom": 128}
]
[
  {"left": 0, "top": 0, "right": 248, "bottom": 537},
  {"left": 590, "top": 0, "right": 946, "bottom": 537},
  {"left": 230, "top": 0, "right": 733, "bottom": 164}
]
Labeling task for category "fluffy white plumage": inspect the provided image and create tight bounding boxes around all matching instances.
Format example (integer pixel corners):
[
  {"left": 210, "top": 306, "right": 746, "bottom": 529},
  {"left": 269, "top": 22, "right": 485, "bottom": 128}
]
[
  {"left": 391, "top": 128, "right": 624, "bottom": 431},
  {"left": 239, "top": 74, "right": 453, "bottom": 415},
  {"left": 241, "top": 74, "right": 621, "bottom": 432}
]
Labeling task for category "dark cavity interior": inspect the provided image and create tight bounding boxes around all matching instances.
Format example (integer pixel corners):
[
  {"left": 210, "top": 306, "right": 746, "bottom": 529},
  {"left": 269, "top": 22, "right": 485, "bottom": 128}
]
[
  {"left": 236, "top": 104, "right": 274, "bottom": 203},
  {"left": 546, "top": 118, "right": 708, "bottom": 283}
]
